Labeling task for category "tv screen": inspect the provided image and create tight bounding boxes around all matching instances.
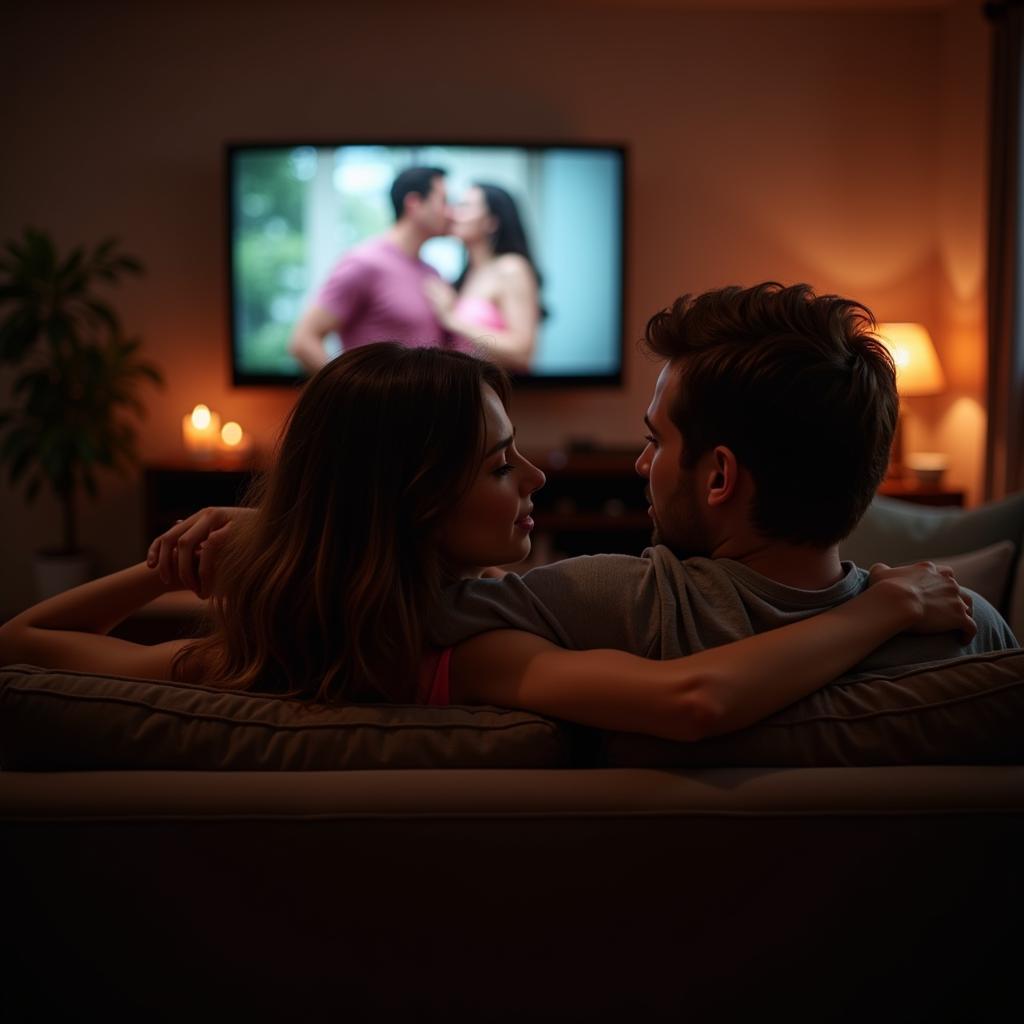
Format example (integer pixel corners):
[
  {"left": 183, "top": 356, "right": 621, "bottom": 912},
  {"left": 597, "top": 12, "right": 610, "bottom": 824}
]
[{"left": 227, "top": 142, "right": 626, "bottom": 386}]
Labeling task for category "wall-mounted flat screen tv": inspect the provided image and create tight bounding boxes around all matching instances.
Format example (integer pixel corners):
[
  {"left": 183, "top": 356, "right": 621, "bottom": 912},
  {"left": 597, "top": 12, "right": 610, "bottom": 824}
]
[{"left": 227, "top": 142, "right": 626, "bottom": 387}]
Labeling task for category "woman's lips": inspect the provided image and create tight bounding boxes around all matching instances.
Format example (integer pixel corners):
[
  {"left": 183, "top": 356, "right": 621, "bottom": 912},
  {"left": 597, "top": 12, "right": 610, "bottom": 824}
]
[{"left": 515, "top": 515, "right": 535, "bottom": 532}]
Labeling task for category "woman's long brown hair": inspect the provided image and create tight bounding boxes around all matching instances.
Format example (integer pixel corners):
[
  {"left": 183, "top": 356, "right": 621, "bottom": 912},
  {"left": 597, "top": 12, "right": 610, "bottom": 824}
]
[{"left": 173, "top": 343, "right": 509, "bottom": 703}]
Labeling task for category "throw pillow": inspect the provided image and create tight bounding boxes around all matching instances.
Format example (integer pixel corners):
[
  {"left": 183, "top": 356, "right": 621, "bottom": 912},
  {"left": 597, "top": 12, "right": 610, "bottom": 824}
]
[
  {"left": 936, "top": 541, "right": 1016, "bottom": 611},
  {"left": 841, "top": 492, "right": 1024, "bottom": 634}
]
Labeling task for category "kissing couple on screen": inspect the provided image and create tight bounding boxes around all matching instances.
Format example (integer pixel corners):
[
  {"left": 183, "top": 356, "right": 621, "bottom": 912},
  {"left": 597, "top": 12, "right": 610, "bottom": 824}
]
[{"left": 288, "top": 166, "right": 542, "bottom": 375}]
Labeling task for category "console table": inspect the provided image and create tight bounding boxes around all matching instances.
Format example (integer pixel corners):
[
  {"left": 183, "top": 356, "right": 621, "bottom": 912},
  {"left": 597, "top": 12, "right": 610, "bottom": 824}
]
[
  {"left": 876, "top": 479, "right": 965, "bottom": 507},
  {"left": 141, "top": 458, "right": 967, "bottom": 574}
]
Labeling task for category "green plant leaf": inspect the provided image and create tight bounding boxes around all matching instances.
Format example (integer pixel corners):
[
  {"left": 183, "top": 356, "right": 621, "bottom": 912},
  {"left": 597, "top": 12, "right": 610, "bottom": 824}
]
[
  {"left": 1, "top": 226, "right": 159, "bottom": 548},
  {"left": 8, "top": 444, "right": 34, "bottom": 485},
  {"left": 26, "top": 229, "right": 57, "bottom": 279},
  {"left": 82, "top": 299, "right": 119, "bottom": 334},
  {"left": 114, "top": 255, "right": 144, "bottom": 275},
  {"left": 0, "top": 308, "right": 40, "bottom": 362}
]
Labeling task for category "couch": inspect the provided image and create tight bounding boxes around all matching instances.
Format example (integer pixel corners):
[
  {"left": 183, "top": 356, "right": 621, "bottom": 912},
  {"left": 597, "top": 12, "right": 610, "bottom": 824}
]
[{"left": 4, "top": 493, "right": 1024, "bottom": 1022}]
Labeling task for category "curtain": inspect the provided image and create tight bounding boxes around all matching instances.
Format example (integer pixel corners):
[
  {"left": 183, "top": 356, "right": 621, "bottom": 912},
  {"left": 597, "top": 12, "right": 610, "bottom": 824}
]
[{"left": 985, "top": 0, "right": 1024, "bottom": 499}]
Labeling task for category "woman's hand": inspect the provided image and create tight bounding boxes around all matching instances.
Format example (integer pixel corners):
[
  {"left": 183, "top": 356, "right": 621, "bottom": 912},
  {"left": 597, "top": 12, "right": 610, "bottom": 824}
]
[
  {"left": 423, "top": 276, "right": 457, "bottom": 323},
  {"left": 867, "top": 561, "right": 977, "bottom": 643},
  {"left": 146, "top": 506, "right": 255, "bottom": 597}
]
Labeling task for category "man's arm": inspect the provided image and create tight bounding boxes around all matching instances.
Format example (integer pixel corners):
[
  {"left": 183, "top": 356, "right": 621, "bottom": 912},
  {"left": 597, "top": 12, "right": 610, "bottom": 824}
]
[
  {"left": 451, "top": 566, "right": 974, "bottom": 741},
  {"left": 288, "top": 305, "right": 340, "bottom": 373}
]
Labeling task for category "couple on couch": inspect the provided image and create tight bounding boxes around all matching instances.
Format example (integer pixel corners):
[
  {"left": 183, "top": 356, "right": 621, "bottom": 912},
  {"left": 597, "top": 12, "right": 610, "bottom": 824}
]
[{"left": 0, "top": 283, "right": 1015, "bottom": 744}]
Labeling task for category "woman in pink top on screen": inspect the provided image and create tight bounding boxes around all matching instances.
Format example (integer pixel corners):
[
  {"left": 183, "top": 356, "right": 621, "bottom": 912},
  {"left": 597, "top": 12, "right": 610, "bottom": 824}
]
[
  {"left": 0, "top": 345, "right": 974, "bottom": 739},
  {"left": 424, "top": 183, "right": 541, "bottom": 373}
]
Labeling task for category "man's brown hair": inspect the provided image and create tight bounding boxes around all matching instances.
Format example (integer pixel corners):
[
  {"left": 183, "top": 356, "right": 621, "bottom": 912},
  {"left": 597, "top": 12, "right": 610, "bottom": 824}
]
[{"left": 643, "top": 282, "right": 898, "bottom": 546}]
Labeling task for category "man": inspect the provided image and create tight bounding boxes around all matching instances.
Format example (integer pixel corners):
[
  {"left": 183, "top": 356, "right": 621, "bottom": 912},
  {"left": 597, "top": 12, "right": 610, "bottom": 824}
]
[
  {"left": 289, "top": 166, "right": 457, "bottom": 373},
  {"left": 432, "top": 282, "right": 1016, "bottom": 674}
]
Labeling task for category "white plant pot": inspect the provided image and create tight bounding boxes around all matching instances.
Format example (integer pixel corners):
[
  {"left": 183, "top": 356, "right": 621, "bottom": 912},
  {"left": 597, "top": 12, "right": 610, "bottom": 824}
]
[{"left": 32, "top": 550, "right": 93, "bottom": 600}]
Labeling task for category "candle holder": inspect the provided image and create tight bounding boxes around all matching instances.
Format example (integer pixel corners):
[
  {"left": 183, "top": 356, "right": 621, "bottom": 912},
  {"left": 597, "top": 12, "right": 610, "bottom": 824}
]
[
  {"left": 181, "top": 404, "right": 221, "bottom": 461},
  {"left": 217, "top": 420, "right": 254, "bottom": 460}
]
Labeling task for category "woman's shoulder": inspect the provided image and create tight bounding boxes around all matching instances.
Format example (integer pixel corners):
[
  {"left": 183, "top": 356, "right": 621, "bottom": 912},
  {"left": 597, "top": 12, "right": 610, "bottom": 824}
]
[{"left": 493, "top": 252, "right": 534, "bottom": 279}]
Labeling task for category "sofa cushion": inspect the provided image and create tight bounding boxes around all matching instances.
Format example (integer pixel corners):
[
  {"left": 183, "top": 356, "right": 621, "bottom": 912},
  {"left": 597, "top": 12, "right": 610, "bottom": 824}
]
[
  {"left": 0, "top": 666, "right": 570, "bottom": 770},
  {"left": 602, "top": 649, "right": 1024, "bottom": 768},
  {"left": 841, "top": 493, "right": 1024, "bottom": 631},
  {"left": 939, "top": 541, "right": 1017, "bottom": 611}
]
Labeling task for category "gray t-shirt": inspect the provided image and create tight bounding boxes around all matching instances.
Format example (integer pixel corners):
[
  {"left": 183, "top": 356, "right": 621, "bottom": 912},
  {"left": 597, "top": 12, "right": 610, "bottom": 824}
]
[{"left": 431, "top": 547, "right": 1018, "bottom": 676}]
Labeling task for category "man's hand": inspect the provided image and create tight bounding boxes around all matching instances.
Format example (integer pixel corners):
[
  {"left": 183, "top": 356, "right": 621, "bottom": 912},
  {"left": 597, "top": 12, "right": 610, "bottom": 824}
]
[
  {"left": 868, "top": 561, "right": 977, "bottom": 644},
  {"left": 423, "top": 277, "right": 457, "bottom": 325},
  {"left": 146, "top": 506, "right": 256, "bottom": 597}
]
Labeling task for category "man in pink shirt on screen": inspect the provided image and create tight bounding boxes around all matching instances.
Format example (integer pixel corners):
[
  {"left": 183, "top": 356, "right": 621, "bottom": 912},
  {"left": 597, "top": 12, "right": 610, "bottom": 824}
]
[{"left": 289, "top": 166, "right": 461, "bottom": 373}]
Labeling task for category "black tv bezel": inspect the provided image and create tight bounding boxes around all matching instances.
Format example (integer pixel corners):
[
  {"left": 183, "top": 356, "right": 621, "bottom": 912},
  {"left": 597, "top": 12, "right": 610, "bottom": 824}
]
[{"left": 225, "top": 139, "right": 628, "bottom": 389}]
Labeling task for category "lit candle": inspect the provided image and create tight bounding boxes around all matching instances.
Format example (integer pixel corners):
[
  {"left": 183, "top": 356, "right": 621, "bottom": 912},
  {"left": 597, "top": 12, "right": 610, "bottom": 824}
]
[
  {"left": 218, "top": 420, "right": 252, "bottom": 455},
  {"left": 181, "top": 404, "right": 221, "bottom": 459}
]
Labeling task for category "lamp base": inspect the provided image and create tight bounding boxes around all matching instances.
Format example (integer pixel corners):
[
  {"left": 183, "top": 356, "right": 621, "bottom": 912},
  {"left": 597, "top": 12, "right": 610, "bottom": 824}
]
[{"left": 904, "top": 452, "right": 948, "bottom": 488}]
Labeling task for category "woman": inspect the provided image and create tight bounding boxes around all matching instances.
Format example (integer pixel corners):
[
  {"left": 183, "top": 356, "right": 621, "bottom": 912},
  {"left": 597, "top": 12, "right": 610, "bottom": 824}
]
[
  {"left": 0, "top": 345, "right": 974, "bottom": 742},
  {"left": 424, "top": 183, "right": 541, "bottom": 372}
]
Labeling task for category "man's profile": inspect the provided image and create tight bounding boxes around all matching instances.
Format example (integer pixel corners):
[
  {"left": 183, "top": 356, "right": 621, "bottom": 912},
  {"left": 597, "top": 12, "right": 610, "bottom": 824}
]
[
  {"left": 289, "top": 166, "right": 461, "bottom": 372},
  {"left": 434, "top": 282, "right": 1017, "bottom": 673}
]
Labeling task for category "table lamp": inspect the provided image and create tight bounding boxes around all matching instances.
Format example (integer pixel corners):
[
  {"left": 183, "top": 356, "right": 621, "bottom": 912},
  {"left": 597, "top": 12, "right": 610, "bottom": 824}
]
[{"left": 876, "top": 322, "right": 946, "bottom": 483}]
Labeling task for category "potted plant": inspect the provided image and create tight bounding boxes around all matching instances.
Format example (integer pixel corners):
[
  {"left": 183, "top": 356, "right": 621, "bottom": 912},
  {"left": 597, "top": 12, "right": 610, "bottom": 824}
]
[{"left": 0, "top": 227, "right": 164, "bottom": 597}]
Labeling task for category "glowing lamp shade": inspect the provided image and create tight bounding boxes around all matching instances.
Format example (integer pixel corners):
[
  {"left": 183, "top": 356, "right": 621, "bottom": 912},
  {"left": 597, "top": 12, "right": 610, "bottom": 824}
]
[{"left": 876, "top": 323, "right": 946, "bottom": 397}]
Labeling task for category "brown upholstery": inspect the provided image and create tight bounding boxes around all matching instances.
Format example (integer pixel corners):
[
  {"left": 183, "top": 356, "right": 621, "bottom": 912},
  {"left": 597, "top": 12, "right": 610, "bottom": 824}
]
[
  {"left": 3, "top": 653, "right": 1024, "bottom": 1018},
  {"left": 0, "top": 665, "right": 569, "bottom": 770},
  {"left": 604, "top": 648, "right": 1024, "bottom": 767},
  {"left": 2, "top": 767, "right": 1022, "bottom": 1021}
]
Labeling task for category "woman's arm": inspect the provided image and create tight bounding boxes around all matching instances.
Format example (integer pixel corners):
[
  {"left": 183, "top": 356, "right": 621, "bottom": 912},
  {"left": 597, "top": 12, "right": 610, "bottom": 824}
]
[
  {"left": 147, "top": 505, "right": 255, "bottom": 595},
  {"left": 426, "top": 259, "right": 539, "bottom": 371},
  {"left": 0, "top": 562, "right": 192, "bottom": 679},
  {"left": 450, "top": 564, "right": 975, "bottom": 742}
]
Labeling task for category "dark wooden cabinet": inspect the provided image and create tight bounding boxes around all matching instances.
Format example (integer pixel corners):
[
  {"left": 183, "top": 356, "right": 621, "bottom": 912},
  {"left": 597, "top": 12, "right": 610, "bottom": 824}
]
[
  {"left": 142, "top": 458, "right": 969, "bottom": 573},
  {"left": 143, "top": 463, "right": 257, "bottom": 549},
  {"left": 526, "top": 449, "right": 650, "bottom": 559},
  {"left": 877, "top": 480, "right": 965, "bottom": 508},
  {"left": 142, "top": 452, "right": 653, "bottom": 566}
]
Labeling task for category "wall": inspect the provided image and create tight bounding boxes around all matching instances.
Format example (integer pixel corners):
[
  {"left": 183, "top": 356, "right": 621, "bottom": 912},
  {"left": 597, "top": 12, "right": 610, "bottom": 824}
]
[{"left": 0, "top": 0, "right": 991, "bottom": 612}]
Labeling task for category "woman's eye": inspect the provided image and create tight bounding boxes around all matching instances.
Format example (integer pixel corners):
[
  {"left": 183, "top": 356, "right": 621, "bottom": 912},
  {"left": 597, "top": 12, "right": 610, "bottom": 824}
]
[
  {"left": 494, "top": 463, "right": 515, "bottom": 477},
  {"left": 644, "top": 434, "right": 658, "bottom": 447}
]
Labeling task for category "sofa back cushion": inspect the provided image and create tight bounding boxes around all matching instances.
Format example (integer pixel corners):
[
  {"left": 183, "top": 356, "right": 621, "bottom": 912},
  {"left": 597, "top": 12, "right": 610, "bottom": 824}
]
[
  {"left": 603, "top": 649, "right": 1024, "bottom": 768},
  {"left": 0, "top": 666, "right": 570, "bottom": 770},
  {"left": 841, "top": 493, "right": 1024, "bottom": 634}
]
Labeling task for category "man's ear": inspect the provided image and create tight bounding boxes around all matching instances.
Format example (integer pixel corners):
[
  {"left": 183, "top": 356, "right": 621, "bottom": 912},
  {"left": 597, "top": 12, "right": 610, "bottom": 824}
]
[
  {"left": 403, "top": 193, "right": 422, "bottom": 219},
  {"left": 706, "top": 446, "right": 740, "bottom": 507}
]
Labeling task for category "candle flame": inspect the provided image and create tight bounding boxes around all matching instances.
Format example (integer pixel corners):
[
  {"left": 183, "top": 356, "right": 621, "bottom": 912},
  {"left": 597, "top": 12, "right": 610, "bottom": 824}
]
[
  {"left": 191, "top": 404, "right": 212, "bottom": 430},
  {"left": 221, "top": 421, "right": 243, "bottom": 447}
]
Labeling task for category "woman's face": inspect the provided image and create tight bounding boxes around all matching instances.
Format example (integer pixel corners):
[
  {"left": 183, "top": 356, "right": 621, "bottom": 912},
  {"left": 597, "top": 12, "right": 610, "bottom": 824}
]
[
  {"left": 437, "top": 384, "right": 546, "bottom": 576},
  {"left": 451, "top": 186, "right": 497, "bottom": 245}
]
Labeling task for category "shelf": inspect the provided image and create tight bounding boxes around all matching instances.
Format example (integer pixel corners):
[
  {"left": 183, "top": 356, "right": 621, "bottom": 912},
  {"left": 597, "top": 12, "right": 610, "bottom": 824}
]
[
  {"left": 538, "top": 512, "right": 651, "bottom": 532},
  {"left": 527, "top": 450, "right": 640, "bottom": 479},
  {"left": 877, "top": 480, "right": 965, "bottom": 507}
]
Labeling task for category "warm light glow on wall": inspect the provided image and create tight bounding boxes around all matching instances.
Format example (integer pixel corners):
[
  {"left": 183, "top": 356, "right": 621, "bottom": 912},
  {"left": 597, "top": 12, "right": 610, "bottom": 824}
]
[{"left": 876, "top": 323, "right": 946, "bottom": 397}]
